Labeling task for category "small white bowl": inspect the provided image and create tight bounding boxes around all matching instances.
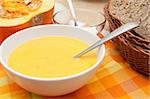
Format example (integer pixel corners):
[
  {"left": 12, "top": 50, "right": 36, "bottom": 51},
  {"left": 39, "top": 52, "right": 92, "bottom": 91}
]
[{"left": 0, "top": 25, "right": 105, "bottom": 96}]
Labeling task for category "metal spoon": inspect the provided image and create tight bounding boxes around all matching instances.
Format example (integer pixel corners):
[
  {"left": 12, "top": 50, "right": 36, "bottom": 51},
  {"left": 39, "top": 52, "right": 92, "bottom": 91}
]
[
  {"left": 67, "top": 0, "right": 78, "bottom": 26},
  {"left": 74, "top": 22, "right": 139, "bottom": 58}
]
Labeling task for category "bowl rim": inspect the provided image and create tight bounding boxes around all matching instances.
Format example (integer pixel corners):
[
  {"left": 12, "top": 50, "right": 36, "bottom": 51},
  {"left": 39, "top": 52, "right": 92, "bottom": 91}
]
[{"left": 0, "top": 24, "right": 105, "bottom": 81}]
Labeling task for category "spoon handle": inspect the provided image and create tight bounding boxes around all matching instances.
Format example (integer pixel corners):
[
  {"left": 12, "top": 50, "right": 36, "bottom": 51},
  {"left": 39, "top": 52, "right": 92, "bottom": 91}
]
[
  {"left": 67, "top": 0, "right": 76, "bottom": 20},
  {"left": 74, "top": 22, "right": 139, "bottom": 58}
]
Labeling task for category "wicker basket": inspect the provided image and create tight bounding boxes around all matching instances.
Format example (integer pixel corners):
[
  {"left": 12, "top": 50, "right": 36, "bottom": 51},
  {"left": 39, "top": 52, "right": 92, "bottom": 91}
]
[{"left": 104, "top": 3, "right": 150, "bottom": 76}]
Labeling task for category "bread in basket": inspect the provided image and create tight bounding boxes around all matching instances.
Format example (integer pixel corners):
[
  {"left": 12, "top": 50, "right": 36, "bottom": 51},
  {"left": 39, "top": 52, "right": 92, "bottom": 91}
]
[{"left": 104, "top": 0, "right": 150, "bottom": 76}]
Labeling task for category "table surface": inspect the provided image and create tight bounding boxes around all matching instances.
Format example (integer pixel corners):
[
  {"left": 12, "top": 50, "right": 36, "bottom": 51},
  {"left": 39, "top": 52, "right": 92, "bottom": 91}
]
[{"left": 0, "top": 0, "right": 149, "bottom": 99}]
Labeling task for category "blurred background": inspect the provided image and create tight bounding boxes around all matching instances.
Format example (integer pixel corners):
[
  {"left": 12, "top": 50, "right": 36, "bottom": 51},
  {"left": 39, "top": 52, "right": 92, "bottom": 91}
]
[{"left": 55, "top": 0, "right": 107, "bottom": 12}]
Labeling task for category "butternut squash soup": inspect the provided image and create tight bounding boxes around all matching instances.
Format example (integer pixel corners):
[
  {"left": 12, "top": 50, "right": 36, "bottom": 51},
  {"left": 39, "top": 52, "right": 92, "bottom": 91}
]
[{"left": 7, "top": 36, "right": 97, "bottom": 78}]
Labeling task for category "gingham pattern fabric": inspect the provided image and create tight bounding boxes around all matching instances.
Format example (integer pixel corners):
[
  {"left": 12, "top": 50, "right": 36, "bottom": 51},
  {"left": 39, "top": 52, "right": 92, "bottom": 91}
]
[{"left": 0, "top": 35, "right": 149, "bottom": 99}]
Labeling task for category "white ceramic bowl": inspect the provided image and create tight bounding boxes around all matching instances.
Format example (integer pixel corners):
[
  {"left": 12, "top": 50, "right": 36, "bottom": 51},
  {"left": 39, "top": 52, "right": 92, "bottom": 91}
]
[{"left": 0, "top": 25, "right": 105, "bottom": 96}]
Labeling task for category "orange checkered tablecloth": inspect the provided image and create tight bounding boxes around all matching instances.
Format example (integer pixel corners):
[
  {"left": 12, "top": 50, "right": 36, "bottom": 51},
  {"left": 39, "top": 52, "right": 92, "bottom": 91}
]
[{"left": 0, "top": 41, "right": 149, "bottom": 99}]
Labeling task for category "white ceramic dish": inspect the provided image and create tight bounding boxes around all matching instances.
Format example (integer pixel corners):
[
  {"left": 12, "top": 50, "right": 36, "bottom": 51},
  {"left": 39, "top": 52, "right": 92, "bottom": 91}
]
[{"left": 0, "top": 25, "right": 105, "bottom": 96}]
